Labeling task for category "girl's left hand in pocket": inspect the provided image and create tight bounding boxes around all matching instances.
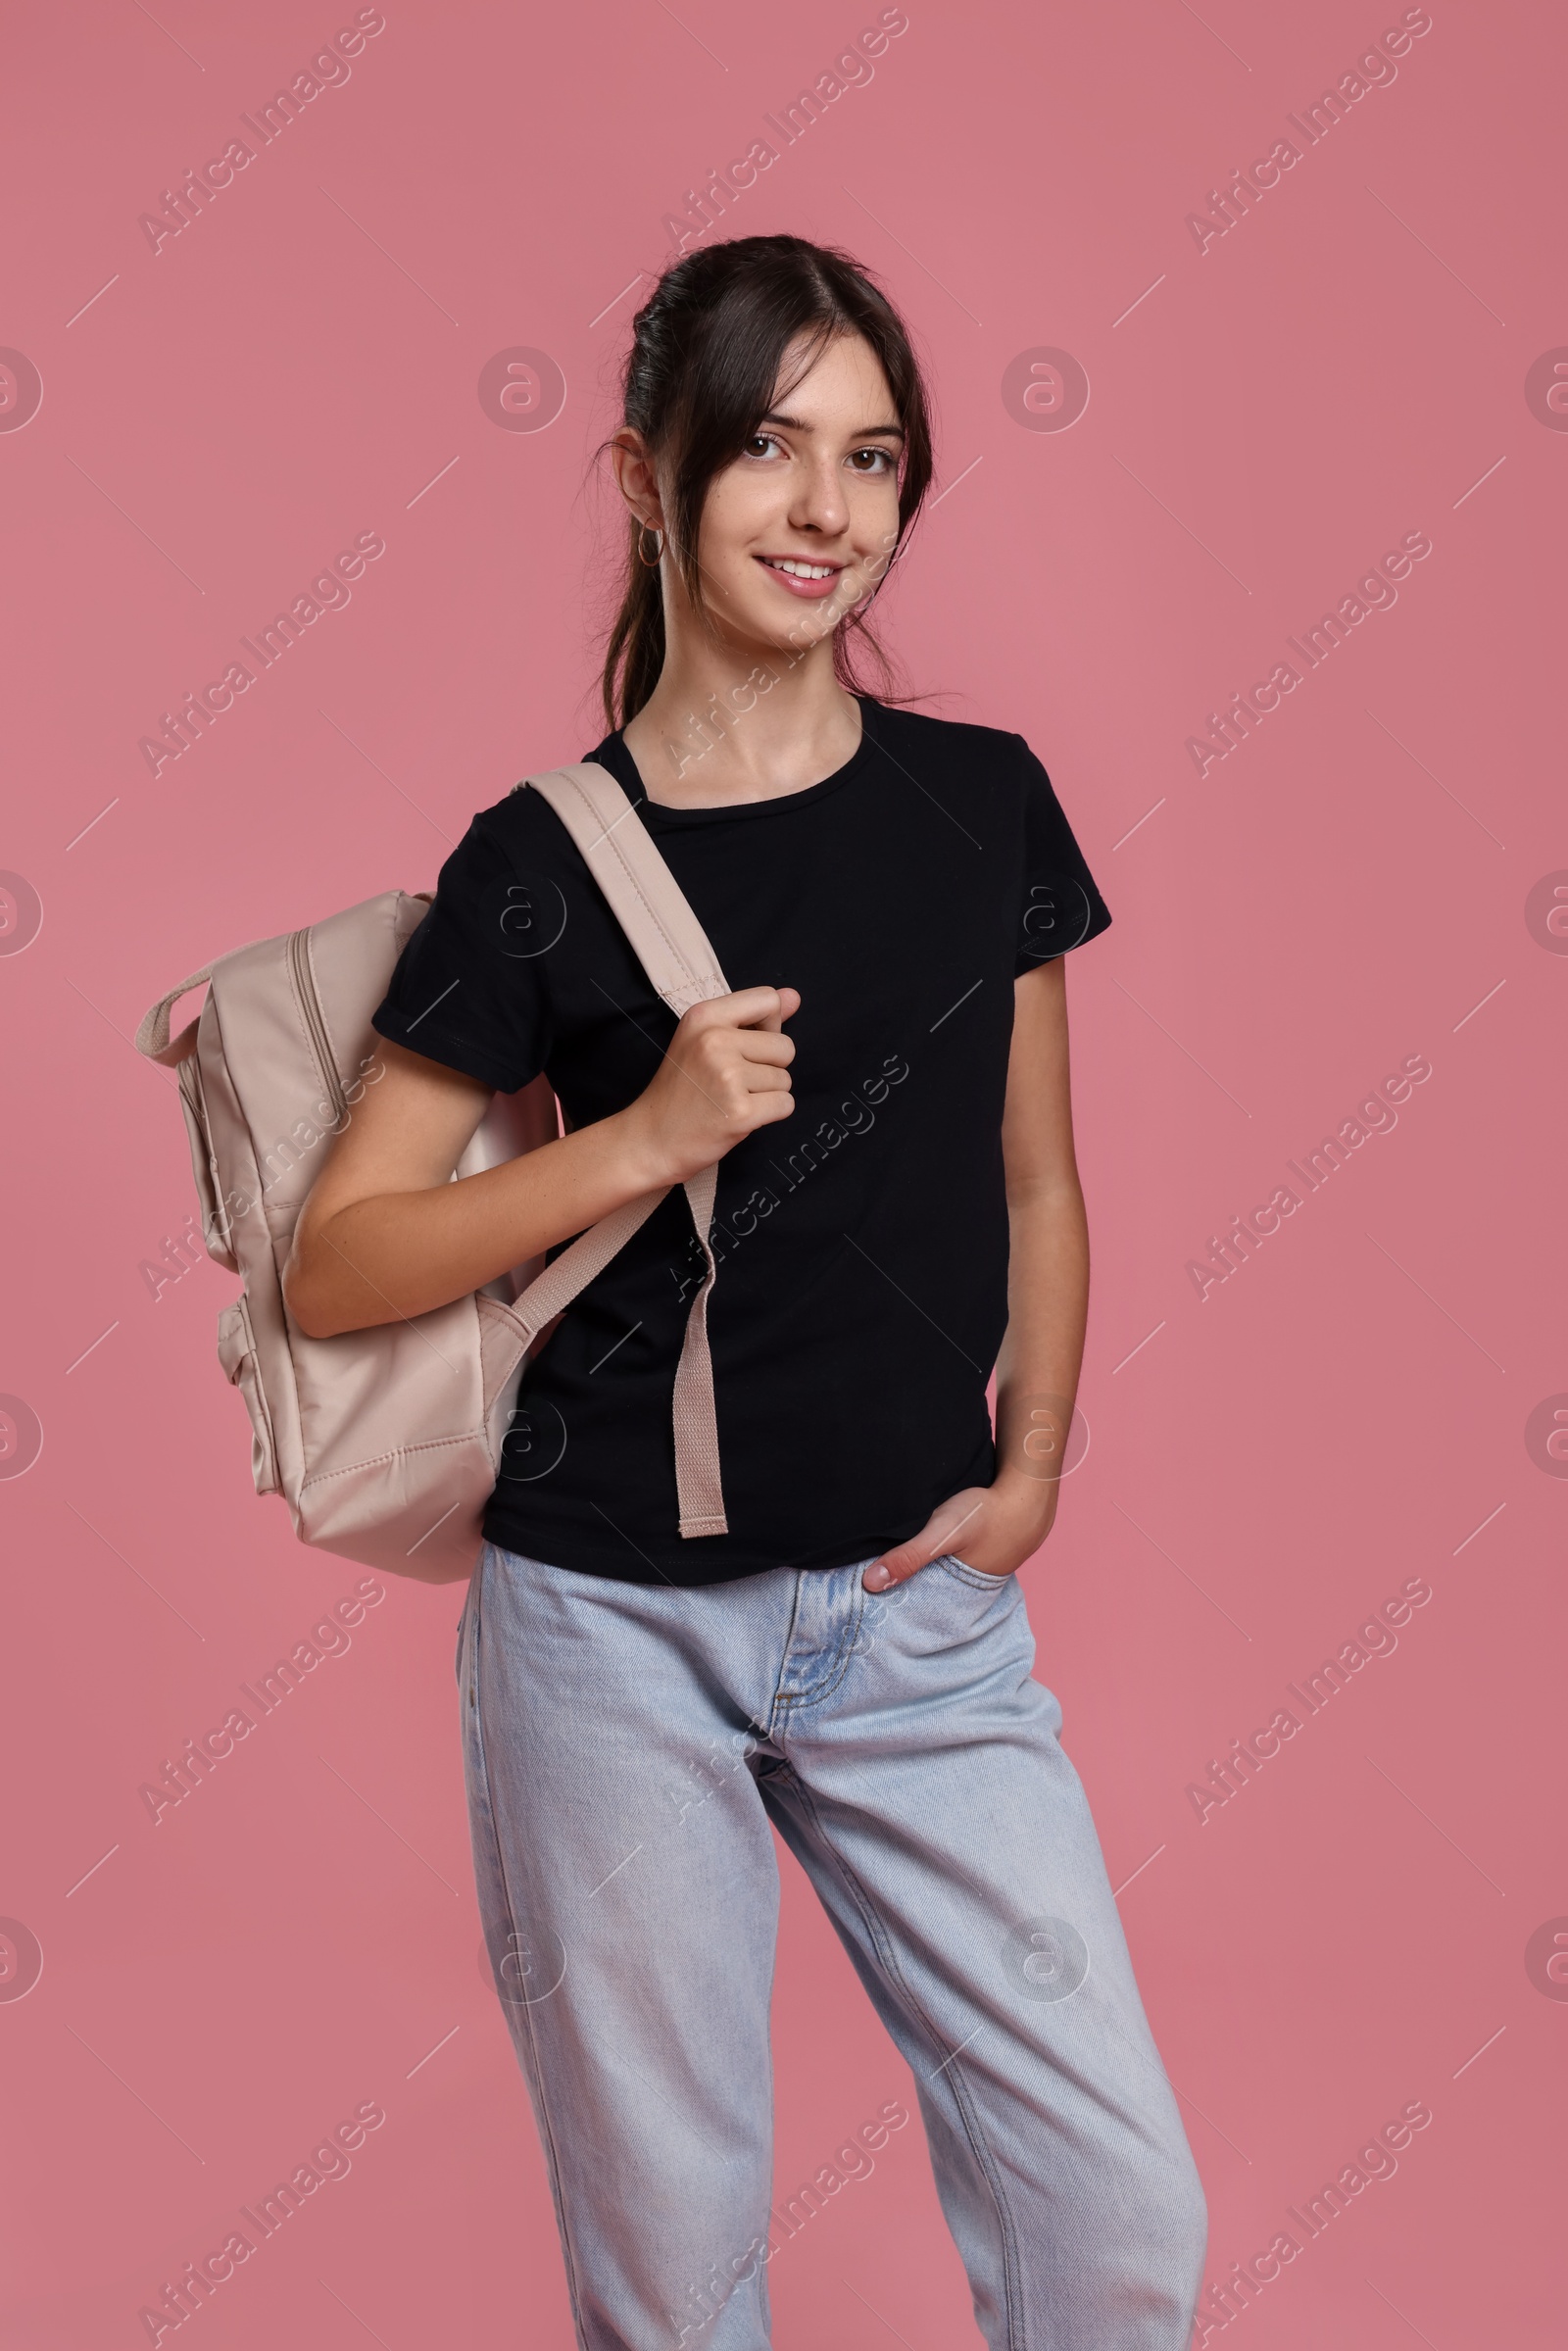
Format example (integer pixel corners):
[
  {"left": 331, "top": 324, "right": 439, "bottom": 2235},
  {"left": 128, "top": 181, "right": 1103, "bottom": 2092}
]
[{"left": 861, "top": 1470, "right": 1059, "bottom": 1592}]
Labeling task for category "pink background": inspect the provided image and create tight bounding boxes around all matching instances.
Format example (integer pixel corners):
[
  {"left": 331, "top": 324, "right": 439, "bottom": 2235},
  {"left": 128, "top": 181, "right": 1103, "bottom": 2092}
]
[{"left": 2, "top": 1, "right": 1563, "bottom": 2344}]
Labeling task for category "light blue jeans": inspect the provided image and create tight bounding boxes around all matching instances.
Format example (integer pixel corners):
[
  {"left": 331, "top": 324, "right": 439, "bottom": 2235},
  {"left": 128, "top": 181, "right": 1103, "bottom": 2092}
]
[{"left": 459, "top": 1543, "right": 1207, "bottom": 2350}]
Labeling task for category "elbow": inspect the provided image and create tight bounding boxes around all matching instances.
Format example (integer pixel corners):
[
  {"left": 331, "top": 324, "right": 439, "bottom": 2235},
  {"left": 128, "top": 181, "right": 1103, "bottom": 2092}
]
[
  {"left": 281, "top": 1249, "right": 337, "bottom": 1342},
  {"left": 1004, "top": 1167, "right": 1085, "bottom": 1215}
]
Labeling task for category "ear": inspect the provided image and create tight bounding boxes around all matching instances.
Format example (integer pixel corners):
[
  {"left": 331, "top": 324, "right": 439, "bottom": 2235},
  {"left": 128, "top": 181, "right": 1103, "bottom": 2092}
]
[{"left": 611, "top": 427, "right": 664, "bottom": 532}]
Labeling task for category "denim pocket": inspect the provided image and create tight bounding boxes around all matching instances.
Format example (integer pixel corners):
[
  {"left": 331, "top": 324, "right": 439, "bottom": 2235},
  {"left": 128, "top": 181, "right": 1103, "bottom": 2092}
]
[{"left": 935, "top": 1552, "right": 1017, "bottom": 1592}]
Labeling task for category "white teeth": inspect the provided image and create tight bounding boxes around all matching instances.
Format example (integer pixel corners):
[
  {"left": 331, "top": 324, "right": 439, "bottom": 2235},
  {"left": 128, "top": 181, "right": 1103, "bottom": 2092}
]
[{"left": 766, "top": 558, "right": 837, "bottom": 579}]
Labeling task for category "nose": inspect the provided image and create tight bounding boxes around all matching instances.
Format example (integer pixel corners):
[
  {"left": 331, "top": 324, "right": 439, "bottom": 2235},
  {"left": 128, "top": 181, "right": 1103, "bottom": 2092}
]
[{"left": 788, "top": 449, "right": 850, "bottom": 541}]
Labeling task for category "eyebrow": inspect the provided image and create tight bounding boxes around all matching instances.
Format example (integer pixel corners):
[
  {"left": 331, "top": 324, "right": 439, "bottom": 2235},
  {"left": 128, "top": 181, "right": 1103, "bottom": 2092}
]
[{"left": 759, "top": 412, "right": 906, "bottom": 439}]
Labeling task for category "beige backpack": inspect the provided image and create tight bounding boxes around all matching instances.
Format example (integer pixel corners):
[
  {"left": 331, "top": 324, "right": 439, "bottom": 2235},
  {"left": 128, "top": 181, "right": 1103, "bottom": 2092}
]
[{"left": 135, "top": 763, "right": 733, "bottom": 1585}]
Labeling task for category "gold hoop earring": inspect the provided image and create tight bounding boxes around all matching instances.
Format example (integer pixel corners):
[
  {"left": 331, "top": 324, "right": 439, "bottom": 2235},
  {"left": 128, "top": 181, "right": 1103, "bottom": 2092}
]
[{"left": 636, "top": 523, "right": 664, "bottom": 567}]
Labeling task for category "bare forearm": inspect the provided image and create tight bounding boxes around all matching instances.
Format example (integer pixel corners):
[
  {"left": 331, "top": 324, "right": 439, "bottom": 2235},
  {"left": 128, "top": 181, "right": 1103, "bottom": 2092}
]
[
  {"left": 290, "top": 1108, "right": 663, "bottom": 1337},
  {"left": 993, "top": 1174, "right": 1090, "bottom": 1487}
]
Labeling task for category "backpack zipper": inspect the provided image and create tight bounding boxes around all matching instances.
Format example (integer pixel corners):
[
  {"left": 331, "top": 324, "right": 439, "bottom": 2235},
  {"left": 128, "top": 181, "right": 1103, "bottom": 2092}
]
[{"left": 287, "top": 928, "right": 348, "bottom": 1124}]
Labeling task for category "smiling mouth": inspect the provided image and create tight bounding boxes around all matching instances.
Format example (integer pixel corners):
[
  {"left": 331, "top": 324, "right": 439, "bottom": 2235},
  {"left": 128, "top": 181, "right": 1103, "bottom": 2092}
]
[
  {"left": 758, "top": 555, "right": 844, "bottom": 578},
  {"left": 756, "top": 554, "right": 849, "bottom": 601}
]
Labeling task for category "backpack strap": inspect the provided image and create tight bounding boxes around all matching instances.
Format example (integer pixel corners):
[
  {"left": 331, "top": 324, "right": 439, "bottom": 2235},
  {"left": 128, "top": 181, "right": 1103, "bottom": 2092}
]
[
  {"left": 527, "top": 762, "right": 728, "bottom": 1013},
  {"left": 513, "top": 762, "right": 733, "bottom": 1539},
  {"left": 135, "top": 963, "right": 213, "bottom": 1066}
]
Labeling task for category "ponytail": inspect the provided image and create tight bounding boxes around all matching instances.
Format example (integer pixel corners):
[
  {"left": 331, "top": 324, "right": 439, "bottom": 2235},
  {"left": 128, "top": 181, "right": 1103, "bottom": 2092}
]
[{"left": 602, "top": 525, "right": 665, "bottom": 729}]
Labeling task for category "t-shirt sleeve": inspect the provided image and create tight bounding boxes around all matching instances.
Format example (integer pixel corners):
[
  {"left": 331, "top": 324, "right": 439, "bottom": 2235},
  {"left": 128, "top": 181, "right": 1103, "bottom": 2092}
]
[
  {"left": 1013, "top": 738, "right": 1113, "bottom": 973},
  {"left": 370, "top": 811, "right": 553, "bottom": 1094}
]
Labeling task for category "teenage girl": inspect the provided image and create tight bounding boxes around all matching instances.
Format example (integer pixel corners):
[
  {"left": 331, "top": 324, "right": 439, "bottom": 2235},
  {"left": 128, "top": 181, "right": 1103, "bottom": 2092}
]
[{"left": 285, "top": 234, "right": 1207, "bottom": 2351}]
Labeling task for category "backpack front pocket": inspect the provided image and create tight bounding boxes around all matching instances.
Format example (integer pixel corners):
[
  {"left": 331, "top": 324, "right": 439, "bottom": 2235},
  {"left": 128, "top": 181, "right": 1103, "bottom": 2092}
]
[{"left": 217, "top": 1297, "right": 279, "bottom": 1495}]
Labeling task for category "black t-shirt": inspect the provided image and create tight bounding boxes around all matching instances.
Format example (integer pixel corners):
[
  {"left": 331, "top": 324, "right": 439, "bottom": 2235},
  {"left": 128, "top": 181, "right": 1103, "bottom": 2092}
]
[{"left": 370, "top": 696, "right": 1110, "bottom": 1586}]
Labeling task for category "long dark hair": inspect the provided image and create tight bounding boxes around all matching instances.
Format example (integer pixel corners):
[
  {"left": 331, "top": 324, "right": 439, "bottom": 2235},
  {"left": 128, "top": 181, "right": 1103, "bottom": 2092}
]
[{"left": 601, "top": 234, "right": 934, "bottom": 730}]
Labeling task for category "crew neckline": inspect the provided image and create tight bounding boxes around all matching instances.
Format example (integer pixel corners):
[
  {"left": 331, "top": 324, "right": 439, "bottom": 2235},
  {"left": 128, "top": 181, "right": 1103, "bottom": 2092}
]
[{"left": 586, "top": 695, "right": 881, "bottom": 826}]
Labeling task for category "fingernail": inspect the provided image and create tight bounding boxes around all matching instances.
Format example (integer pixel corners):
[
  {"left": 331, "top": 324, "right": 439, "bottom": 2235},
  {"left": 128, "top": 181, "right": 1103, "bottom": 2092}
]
[{"left": 863, "top": 1563, "right": 891, "bottom": 1592}]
